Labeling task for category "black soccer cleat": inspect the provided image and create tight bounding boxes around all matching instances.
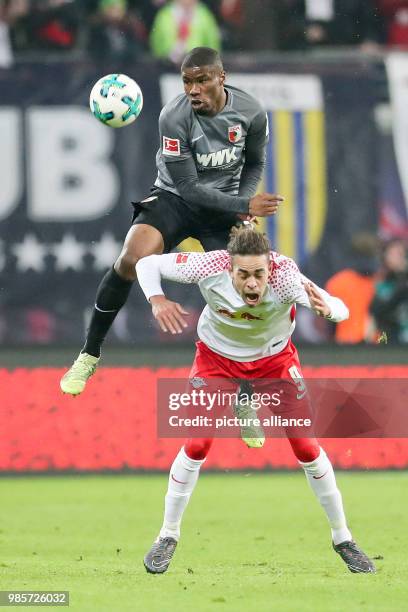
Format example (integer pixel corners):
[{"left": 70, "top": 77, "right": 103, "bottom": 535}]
[
  {"left": 144, "top": 537, "right": 178, "bottom": 574},
  {"left": 333, "top": 540, "right": 376, "bottom": 574}
]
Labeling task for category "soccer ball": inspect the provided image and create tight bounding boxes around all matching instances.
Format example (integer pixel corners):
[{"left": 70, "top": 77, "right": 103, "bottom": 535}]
[{"left": 89, "top": 73, "right": 143, "bottom": 128}]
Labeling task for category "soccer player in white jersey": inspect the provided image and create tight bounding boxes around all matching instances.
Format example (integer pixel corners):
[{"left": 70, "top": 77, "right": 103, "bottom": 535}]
[
  {"left": 60, "top": 46, "right": 283, "bottom": 396},
  {"left": 136, "top": 226, "right": 376, "bottom": 575}
]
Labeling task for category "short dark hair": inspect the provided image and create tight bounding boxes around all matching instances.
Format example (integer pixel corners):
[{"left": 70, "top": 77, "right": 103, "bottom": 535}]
[
  {"left": 227, "top": 225, "right": 271, "bottom": 257},
  {"left": 181, "top": 47, "right": 223, "bottom": 72}
]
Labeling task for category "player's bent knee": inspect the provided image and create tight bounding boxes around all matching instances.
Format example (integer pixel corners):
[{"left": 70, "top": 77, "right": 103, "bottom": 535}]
[
  {"left": 288, "top": 437, "right": 320, "bottom": 463},
  {"left": 114, "top": 252, "right": 140, "bottom": 281},
  {"left": 184, "top": 438, "right": 213, "bottom": 460}
]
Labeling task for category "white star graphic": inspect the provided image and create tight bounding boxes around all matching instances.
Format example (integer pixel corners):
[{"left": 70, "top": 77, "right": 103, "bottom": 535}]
[
  {"left": 50, "top": 233, "right": 87, "bottom": 272},
  {"left": 89, "top": 231, "right": 122, "bottom": 271},
  {"left": 12, "top": 233, "right": 48, "bottom": 272}
]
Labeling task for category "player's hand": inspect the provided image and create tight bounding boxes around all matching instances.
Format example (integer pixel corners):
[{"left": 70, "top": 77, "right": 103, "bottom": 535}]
[
  {"left": 303, "top": 282, "right": 331, "bottom": 318},
  {"left": 248, "top": 193, "right": 284, "bottom": 217},
  {"left": 150, "top": 295, "right": 189, "bottom": 334}
]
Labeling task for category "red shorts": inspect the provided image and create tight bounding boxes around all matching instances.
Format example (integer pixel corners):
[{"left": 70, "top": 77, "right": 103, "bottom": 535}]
[
  {"left": 189, "top": 339, "right": 303, "bottom": 380},
  {"left": 189, "top": 340, "right": 310, "bottom": 420}
]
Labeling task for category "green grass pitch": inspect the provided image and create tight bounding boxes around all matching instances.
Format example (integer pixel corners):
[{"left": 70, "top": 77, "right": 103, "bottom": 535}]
[{"left": 0, "top": 472, "right": 407, "bottom": 611}]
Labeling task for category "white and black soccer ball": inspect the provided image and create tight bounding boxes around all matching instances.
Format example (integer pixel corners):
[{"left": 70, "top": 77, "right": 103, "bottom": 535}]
[{"left": 89, "top": 73, "right": 143, "bottom": 128}]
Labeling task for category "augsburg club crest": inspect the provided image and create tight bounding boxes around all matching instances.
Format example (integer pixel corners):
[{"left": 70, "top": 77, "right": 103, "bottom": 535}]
[{"left": 228, "top": 124, "right": 242, "bottom": 143}]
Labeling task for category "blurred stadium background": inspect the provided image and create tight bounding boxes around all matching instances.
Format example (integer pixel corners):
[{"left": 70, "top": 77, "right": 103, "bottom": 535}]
[
  {"left": 1, "top": 1, "right": 408, "bottom": 471},
  {"left": 2, "top": 3, "right": 408, "bottom": 610}
]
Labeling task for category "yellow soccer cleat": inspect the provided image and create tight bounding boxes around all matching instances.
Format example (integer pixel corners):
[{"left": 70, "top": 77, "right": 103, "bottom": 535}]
[
  {"left": 60, "top": 352, "right": 100, "bottom": 396},
  {"left": 233, "top": 400, "right": 265, "bottom": 449}
]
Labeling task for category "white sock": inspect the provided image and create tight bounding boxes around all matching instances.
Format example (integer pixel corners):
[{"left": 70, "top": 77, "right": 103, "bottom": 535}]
[
  {"left": 299, "top": 447, "right": 352, "bottom": 545},
  {"left": 159, "top": 446, "right": 205, "bottom": 541}
]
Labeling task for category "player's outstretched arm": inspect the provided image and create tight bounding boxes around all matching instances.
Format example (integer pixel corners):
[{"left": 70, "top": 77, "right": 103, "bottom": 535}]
[
  {"left": 165, "top": 157, "right": 283, "bottom": 217},
  {"left": 278, "top": 257, "right": 349, "bottom": 322},
  {"left": 136, "top": 251, "right": 228, "bottom": 289},
  {"left": 136, "top": 251, "right": 229, "bottom": 332},
  {"left": 300, "top": 278, "right": 349, "bottom": 322},
  {"left": 303, "top": 282, "right": 331, "bottom": 317},
  {"left": 136, "top": 253, "right": 190, "bottom": 334},
  {"left": 150, "top": 295, "right": 189, "bottom": 334}
]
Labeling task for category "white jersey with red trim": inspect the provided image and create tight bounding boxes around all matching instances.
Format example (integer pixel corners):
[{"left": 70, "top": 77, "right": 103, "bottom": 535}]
[{"left": 136, "top": 250, "right": 349, "bottom": 361}]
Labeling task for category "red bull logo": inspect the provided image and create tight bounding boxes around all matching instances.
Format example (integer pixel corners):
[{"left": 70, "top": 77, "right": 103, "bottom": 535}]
[
  {"left": 217, "top": 308, "right": 263, "bottom": 321},
  {"left": 217, "top": 308, "right": 236, "bottom": 319},
  {"left": 240, "top": 312, "right": 263, "bottom": 321}
]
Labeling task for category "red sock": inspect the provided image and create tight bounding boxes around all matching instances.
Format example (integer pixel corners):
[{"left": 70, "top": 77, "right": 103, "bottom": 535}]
[
  {"left": 184, "top": 438, "right": 213, "bottom": 460},
  {"left": 288, "top": 437, "right": 320, "bottom": 462}
]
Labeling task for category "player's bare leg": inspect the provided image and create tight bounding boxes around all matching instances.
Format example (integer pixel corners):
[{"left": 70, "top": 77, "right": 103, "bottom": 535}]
[
  {"left": 60, "top": 224, "right": 164, "bottom": 396},
  {"left": 291, "top": 438, "right": 376, "bottom": 574},
  {"left": 144, "top": 439, "right": 213, "bottom": 574}
]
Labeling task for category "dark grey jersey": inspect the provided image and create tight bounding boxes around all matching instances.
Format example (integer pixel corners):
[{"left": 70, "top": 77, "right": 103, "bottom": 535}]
[{"left": 154, "top": 85, "right": 268, "bottom": 214}]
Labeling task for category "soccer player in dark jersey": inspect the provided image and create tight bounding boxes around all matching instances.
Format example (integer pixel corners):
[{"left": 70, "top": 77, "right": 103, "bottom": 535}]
[{"left": 60, "top": 46, "right": 283, "bottom": 395}]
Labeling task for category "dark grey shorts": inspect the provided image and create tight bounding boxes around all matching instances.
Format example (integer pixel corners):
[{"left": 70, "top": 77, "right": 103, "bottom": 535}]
[{"left": 131, "top": 188, "right": 238, "bottom": 253}]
